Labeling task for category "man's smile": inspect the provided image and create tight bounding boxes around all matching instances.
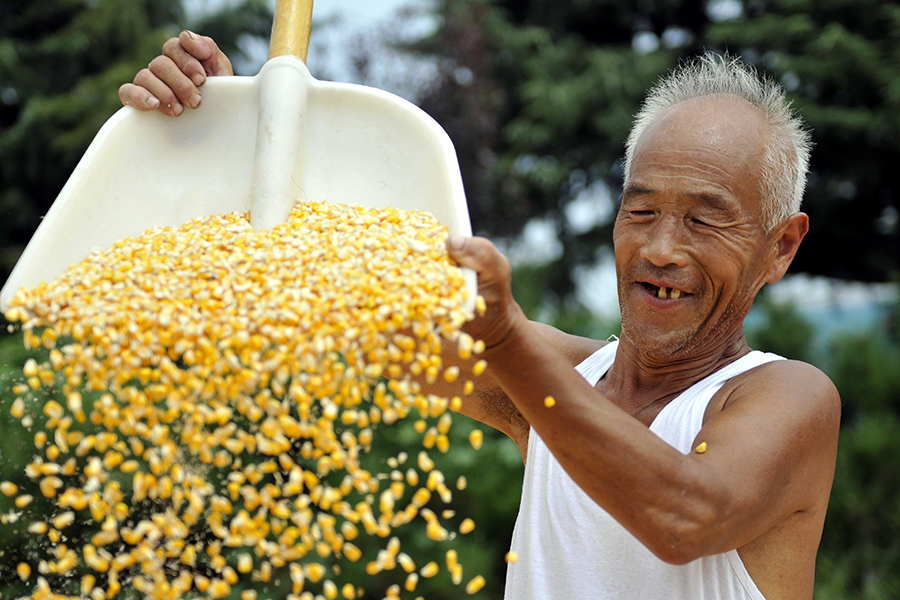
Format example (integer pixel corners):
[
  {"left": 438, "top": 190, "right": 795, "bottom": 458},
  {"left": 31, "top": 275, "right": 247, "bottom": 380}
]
[{"left": 640, "top": 282, "right": 692, "bottom": 300}]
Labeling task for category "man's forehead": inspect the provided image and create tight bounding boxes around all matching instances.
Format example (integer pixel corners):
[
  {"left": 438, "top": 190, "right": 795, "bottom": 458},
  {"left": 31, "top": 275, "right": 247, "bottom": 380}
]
[
  {"left": 631, "top": 95, "right": 768, "bottom": 166},
  {"left": 626, "top": 94, "right": 769, "bottom": 218}
]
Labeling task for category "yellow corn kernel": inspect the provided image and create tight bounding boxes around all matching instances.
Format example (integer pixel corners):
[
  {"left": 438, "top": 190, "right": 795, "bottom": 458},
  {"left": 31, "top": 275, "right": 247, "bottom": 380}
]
[
  {"left": 506, "top": 551, "right": 519, "bottom": 563},
  {"left": 543, "top": 395, "right": 557, "bottom": 408},
  {"left": 10, "top": 397, "right": 26, "bottom": 419},
  {"left": 451, "top": 563, "right": 464, "bottom": 585},
  {"left": 420, "top": 561, "right": 440, "bottom": 578},
  {"left": 397, "top": 552, "right": 416, "bottom": 573},
  {"left": 695, "top": 441, "right": 708, "bottom": 454},
  {"left": 466, "top": 575, "right": 486, "bottom": 594},
  {"left": 207, "top": 579, "right": 231, "bottom": 599},
  {"left": 426, "top": 521, "right": 448, "bottom": 541},
  {"left": 475, "top": 295, "right": 487, "bottom": 315},
  {"left": 469, "top": 429, "right": 483, "bottom": 450},
  {"left": 404, "top": 573, "right": 419, "bottom": 592},
  {"left": 1, "top": 481, "right": 18, "bottom": 496},
  {"left": 459, "top": 518, "right": 476, "bottom": 534},
  {"left": 52, "top": 511, "right": 75, "bottom": 530},
  {"left": 81, "top": 574, "right": 96, "bottom": 596},
  {"left": 28, "top": 521, "right": 48, "bottom": 535},
  {"left": 17, "top": 562, "right": 31, "bottom": 581}
]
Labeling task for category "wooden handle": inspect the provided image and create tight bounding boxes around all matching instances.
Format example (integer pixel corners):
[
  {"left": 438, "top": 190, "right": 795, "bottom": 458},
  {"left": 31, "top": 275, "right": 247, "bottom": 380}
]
[{"left": 269, "top": 0, "right": 314, "bottom": 61}]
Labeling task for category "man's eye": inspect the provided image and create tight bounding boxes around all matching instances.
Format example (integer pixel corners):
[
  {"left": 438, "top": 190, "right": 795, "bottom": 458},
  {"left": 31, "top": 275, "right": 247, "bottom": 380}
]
[{"left": 690, "top": 216, "right": 719, "bottom": 228}]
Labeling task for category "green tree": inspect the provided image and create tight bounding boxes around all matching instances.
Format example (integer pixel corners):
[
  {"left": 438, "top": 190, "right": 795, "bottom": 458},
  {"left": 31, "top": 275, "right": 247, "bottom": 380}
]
[
  {"left": 708, "top": 0, "right": 900, "bottom": 282},
  {"left": 417, "top": 0, "right": 898, "bottom": 311}
]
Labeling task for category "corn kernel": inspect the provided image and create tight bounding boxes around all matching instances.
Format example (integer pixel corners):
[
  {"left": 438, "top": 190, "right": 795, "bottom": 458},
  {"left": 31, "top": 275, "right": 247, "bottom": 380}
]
[
  {"left": 466, "top": 575, "right": 486, "bottom": 594},
  {"left": 420, "top": 561, "right": 440, "bottom": 578}
]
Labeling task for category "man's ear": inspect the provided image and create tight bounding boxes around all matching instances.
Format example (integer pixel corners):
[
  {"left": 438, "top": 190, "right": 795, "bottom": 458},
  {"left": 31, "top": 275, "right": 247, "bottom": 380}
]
[{"left": 765, "top": 212, "right": 809, "bottom": 284}]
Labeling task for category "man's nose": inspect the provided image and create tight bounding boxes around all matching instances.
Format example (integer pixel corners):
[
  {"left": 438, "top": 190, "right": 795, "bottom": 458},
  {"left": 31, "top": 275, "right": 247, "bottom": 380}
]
[{"left": 640, "top": 217, "right": 690, "bottom": 268}]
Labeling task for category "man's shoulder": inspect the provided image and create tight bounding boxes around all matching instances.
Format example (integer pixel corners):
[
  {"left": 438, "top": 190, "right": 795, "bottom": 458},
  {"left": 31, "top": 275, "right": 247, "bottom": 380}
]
[
  {"left": 530, "top": 321, "right": 610, "bottom": 367},
  {"left": 718, "top": 356, "right": 841, "bottom": 421}
]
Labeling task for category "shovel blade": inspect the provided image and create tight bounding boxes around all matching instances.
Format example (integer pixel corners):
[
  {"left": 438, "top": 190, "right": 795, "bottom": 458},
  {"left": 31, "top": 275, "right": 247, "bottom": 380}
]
[{"left": 0, "top": 61, "right": 472, "bottom": 311}]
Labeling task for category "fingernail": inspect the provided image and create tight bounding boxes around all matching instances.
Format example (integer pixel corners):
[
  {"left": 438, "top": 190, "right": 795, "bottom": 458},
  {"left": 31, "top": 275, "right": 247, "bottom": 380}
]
[
  {"left": 447, "top": 234, "right": 466, "bottom": 250},
  {"left": 146, "top": 96, "right": 159, "bottom": 108},
  {"left": 189, "top": 94, "right": 202, "bottom": 108},
  {"left": 192, "top": 73, "right": 206, "bottom": 87},
  {"left": 185, "top": 30, "right": 199, "bottom": 40},
  {"left": 172, "top": 103, "right": 184, "bottom": 116}
]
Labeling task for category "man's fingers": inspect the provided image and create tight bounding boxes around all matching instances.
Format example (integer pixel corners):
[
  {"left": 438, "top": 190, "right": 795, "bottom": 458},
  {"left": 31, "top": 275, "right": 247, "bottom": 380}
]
[
  {"left": 447, "top": 235, "right": 509, "bottom": 278},
  {"left": 118, "top": 83, "right": 160, "bottom": 111},
  {"left": 145, "top": 55, "right": 201, "bottom": 114},
  {"left": 177, "top": 30, "right": 234, "bottom": 78},
  {"left": 162, "top": 36, "right": 207, "bottom": 89}
]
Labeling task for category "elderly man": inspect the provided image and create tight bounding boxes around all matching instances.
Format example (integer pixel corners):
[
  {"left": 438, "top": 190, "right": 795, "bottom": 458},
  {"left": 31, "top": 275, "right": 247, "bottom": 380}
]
[{"left": 122, "top": 33, "right": 840, "bottom": 600}]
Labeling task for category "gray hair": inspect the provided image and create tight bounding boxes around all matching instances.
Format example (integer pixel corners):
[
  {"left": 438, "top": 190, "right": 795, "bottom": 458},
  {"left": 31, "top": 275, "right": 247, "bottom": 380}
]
[{"left": 623, "top": 52, "right": 812, "bottom": 232}]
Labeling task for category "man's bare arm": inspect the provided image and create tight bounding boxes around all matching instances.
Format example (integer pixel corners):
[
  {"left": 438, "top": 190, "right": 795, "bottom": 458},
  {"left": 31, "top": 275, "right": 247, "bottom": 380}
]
[{"left": 424, "top": 321, "right": 605, "bottom": 461}]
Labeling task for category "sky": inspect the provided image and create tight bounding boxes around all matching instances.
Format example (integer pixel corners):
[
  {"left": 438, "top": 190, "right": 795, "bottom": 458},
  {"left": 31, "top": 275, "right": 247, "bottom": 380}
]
[{"left": 185, "top": 0, "right": 436, "bottom": 94}]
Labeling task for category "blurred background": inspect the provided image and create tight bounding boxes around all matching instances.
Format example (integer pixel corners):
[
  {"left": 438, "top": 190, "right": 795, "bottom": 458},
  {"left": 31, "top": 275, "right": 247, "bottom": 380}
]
[{"left": 1, "top": 0, "right": 899, "bottom": 598}]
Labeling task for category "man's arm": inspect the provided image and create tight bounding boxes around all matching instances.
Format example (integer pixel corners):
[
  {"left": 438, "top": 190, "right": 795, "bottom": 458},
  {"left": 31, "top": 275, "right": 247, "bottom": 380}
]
[
  {"left": 447, "top": 234, "right": 840, "bottom": 565},
  {"left": 425, "top": 321, "right": 605, "bottom": 461}
]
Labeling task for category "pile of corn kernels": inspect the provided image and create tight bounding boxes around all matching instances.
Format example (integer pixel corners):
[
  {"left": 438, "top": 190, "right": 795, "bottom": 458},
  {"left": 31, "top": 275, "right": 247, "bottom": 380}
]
[{"left": 2, "top": 201, "right": 488, "bottom": 600}]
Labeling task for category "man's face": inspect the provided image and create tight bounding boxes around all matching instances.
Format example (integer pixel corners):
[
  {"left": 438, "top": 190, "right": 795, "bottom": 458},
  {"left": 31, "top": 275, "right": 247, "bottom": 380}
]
[{"left": 613, "top": 94, "right": 777, "bottom": 360}]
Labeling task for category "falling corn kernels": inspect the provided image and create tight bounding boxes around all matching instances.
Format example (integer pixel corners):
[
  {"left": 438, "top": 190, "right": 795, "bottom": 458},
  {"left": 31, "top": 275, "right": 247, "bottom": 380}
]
[
  {"left": 543, "top": 395, "right": 556, "bottom": 408},
  {"left": 695, "top": 442, "right": 708, "bottom": 454},
  {"left": 4, "top": 201, "right": 486, "bottom": 600}
]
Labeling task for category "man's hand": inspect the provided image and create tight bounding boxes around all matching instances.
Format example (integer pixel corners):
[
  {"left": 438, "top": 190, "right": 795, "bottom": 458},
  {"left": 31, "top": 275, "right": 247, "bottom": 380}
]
[
  {"left": 118, "top": 30, "right": 233, "bottom": 117},
  {"left": 446, "top": 234, "right": 529, "bottom": 354}
]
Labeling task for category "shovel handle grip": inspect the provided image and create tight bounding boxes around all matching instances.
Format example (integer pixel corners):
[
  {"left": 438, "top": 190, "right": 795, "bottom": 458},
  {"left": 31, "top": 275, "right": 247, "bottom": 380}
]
[{"left": 269, "top": 0, "right": 314, "bottom": 61}]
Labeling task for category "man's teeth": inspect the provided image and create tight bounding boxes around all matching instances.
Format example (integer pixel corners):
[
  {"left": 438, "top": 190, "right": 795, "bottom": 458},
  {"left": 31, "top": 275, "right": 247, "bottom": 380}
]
[{"left": 655, "top": 287, "right": 682, "bottom": 299}]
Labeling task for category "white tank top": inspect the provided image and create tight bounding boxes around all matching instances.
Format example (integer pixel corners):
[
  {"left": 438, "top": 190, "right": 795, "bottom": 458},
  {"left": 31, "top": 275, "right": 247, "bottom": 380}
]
[{"left": 504, "top": 341, "right": 784, "bottom": 600}]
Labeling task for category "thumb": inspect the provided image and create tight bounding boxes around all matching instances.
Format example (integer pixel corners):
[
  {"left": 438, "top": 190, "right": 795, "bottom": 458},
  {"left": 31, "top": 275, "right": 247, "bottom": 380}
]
[{"left": 445, "top": 234, "right": 512, "bottom": 300}]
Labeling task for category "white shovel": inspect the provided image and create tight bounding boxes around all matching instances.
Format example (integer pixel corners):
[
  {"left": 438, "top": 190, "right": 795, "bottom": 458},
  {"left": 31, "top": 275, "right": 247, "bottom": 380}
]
[{"left": 0, "top": 0, "right": 475, "bottom": 311}]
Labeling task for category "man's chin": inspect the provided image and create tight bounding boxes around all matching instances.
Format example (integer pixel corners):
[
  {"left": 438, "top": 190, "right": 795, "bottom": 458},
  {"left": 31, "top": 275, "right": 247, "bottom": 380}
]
[{"left": 619, "top": 325, "right": 698, "bottom": 361}]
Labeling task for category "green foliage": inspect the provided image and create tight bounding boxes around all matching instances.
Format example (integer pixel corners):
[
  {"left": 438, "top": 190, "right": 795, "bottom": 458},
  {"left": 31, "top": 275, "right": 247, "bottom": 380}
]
[
  {"left": 747, "top": 286, "right": 900, "bottom": 598},
  {"left": 707, "top": 0, "right": 900, "bottom": 283},
  {"left": 745, "top": 292, "right": 816, "bottom": 361},
  {"left": 816, "top": 328, "right": 900, "bottom": 598}
]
